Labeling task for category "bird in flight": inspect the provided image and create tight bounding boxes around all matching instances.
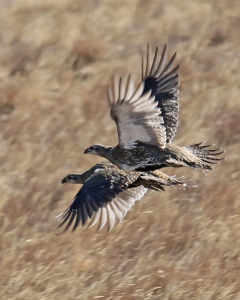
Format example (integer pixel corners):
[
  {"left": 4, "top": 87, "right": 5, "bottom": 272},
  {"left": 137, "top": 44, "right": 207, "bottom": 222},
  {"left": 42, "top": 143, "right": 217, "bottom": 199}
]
[
  {"left": 58, "top": 44, "right": 224, "bottom": 232},
  {"left": 84, "top": 45, "right": 224, "bottom": 171},
  {"left": 57, "top": 162, "right": 187, "bottom": 231}
]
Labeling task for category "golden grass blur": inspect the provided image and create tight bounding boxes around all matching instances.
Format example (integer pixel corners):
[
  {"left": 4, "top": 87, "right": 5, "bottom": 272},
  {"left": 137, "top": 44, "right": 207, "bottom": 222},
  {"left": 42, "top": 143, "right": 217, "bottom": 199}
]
[{"left": 0, "top": 0, "right": 239, "bottom": 299}]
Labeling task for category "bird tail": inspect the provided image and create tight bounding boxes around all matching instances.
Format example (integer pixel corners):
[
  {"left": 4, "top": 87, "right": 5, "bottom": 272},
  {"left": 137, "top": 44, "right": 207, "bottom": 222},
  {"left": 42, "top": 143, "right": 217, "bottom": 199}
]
[
  {"left": 140, "top": 171, "right": 188, "bottom": 191},
  {"left": 166, "top": 142, "right": 225, "bottom": 171},
  {"left": 183, "top": 142, "right": 225, "bottom": 170}
]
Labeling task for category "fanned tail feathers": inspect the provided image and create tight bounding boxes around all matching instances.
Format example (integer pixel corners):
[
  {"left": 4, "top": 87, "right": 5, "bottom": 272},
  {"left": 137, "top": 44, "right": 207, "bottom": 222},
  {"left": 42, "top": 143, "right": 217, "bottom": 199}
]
[
  {"left": 185, "top": 142, "right": 225, "bottom": 170},
  {"left": 140, "top": 170, "right": 187, "bottom": 191}
]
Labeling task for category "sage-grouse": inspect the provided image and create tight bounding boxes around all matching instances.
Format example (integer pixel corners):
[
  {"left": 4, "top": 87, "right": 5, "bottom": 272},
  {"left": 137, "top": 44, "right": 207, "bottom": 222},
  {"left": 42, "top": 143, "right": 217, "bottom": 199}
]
[
  {"left": 57, "top": 162, "right": 186, "bottom": 231},
  {"left": 84, "top": 44, "right": 224, "bottom": 171}
]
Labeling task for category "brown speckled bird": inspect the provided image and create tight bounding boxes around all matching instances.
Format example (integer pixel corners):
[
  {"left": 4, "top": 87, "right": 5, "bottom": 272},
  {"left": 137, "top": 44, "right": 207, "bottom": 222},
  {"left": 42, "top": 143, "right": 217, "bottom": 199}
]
[
  {"left": 84, "top": 45, "right": 224, "bottom": 171},
  {"left": 57, "top": 162, "right": 186, "bottom": 231}
]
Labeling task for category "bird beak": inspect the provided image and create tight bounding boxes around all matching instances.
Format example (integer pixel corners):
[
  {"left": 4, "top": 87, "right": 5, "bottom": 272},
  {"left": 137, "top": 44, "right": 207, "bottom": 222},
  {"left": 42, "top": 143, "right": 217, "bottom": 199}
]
[
  {"left": 61, "top": 176, "right": 69, "bottom": 184},
  {"left": 84, "top": 147, "right": 90, "bottom": 154}
]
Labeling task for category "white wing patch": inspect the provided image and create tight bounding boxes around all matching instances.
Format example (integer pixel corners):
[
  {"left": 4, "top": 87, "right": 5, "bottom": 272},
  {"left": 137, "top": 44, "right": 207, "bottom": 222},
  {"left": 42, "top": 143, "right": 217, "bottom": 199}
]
[
  {"left": 88, "top": 186, "right": 147, "bottom": 231},
  {"left": 93, "top": 168, "right": 104, "bottom": 173},
  {"left": 108, "top": 75, "right": 167, "bottom": 148}
]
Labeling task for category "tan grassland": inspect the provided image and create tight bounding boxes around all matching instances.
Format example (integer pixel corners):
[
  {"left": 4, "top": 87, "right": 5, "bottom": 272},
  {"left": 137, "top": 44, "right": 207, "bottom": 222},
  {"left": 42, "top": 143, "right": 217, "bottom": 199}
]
[{"left": 0, "top": 0, "right": 240, "bottom": 299}]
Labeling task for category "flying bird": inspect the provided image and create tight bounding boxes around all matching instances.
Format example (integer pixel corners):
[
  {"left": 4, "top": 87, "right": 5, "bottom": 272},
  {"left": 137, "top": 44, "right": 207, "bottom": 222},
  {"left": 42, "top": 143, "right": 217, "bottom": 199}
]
[
  {"left": 84, "top": 45, "right": 224, "bottom": 171},
  {"left": 57, "top": 162, "right": 187, "bottom": 231}
]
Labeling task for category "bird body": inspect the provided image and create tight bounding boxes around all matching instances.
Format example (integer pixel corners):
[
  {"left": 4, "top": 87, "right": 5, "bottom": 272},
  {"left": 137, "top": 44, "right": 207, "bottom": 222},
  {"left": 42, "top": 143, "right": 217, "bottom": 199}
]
[
  {"left": 85, "top": 142, "right": 224, "bottom": 171},
  {"left": 58, "top": 162, "right": 186, "bottom": 231}
]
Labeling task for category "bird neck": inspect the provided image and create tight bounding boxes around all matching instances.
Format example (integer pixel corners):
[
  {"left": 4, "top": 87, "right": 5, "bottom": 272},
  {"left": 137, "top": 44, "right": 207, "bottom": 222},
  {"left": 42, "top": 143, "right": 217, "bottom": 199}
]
[
  {"left": 97, "top": 145, "right": 114, "bottom": 160},
  {"left": 76, "top": 173, "right": 88, "bottom": 183}
]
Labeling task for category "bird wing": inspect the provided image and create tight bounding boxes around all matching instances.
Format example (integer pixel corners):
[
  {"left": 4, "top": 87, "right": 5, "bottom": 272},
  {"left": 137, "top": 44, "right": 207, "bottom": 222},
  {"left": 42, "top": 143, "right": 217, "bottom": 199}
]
[
  {"left": 57, "top": 169, "right": 147, "bottom": 232},
  {"left": 141, "top": 44, "right": 179, "bottom": 143},
  {"left": 108, "top": 75, "right": 167, "bottom": 148}
]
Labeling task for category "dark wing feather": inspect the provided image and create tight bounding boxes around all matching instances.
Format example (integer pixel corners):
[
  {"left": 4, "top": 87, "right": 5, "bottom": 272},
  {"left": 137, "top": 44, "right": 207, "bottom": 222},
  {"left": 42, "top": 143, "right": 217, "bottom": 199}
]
[
  {"left": 141, "top": 44, "right": 180, "bottom": 143},
  {"left": 57, "top": 170, "right": 147, "bottom": 231}
]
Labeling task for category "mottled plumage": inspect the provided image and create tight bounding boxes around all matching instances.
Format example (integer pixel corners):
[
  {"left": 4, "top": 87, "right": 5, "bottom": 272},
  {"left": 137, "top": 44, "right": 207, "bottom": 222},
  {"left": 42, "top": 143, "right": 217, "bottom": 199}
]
[
  {"left": 85, "top": 45, "right": 225, "bottom": 171},
  {"left": 57, "top": 162, "right": 186, "bottom": 231},
  {"left": 85, "top": 142, "right": 224, "bottom": 171}
]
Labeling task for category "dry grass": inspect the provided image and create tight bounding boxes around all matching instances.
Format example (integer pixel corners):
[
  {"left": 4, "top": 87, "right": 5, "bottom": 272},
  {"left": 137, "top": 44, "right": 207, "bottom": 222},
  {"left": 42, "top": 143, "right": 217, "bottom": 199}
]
[{"left": 0, "top": 0, "right": 240, "bottom": 299}]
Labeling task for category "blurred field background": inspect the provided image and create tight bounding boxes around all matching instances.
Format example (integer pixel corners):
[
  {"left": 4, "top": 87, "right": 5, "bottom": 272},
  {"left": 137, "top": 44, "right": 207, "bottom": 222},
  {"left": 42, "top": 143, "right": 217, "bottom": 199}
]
[{"left": 0, "top": 0, "right": 239, "bottom": 299}]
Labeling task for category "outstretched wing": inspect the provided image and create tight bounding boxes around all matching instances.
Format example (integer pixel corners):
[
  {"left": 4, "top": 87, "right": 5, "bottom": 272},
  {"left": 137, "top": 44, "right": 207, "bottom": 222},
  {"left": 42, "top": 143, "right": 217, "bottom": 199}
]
[
  {"left": 57, "top": 171, "right": 147, "bottom": 231},
  {"left": 141, "top": 44, "right": 179, "bottom": 143},
  {"left": 108, "top": 75, "right": 167, "bottom": 148}
]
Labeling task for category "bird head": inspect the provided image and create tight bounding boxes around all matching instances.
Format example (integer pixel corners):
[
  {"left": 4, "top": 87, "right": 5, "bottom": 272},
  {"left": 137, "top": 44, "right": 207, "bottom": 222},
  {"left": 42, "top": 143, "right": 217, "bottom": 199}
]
[
  {"left": 61, "top": 174, "right": 83, "bottom": 184},
  {"left": 84, "top": 144, "right": 107, "bottom": 155}
]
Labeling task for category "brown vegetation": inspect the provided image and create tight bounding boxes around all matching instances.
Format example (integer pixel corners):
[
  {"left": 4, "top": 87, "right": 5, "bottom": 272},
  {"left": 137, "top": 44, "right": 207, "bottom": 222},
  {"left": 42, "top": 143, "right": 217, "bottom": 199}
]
[{"left": 0, "top": 0, "right": 239, "bottom": 299}]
